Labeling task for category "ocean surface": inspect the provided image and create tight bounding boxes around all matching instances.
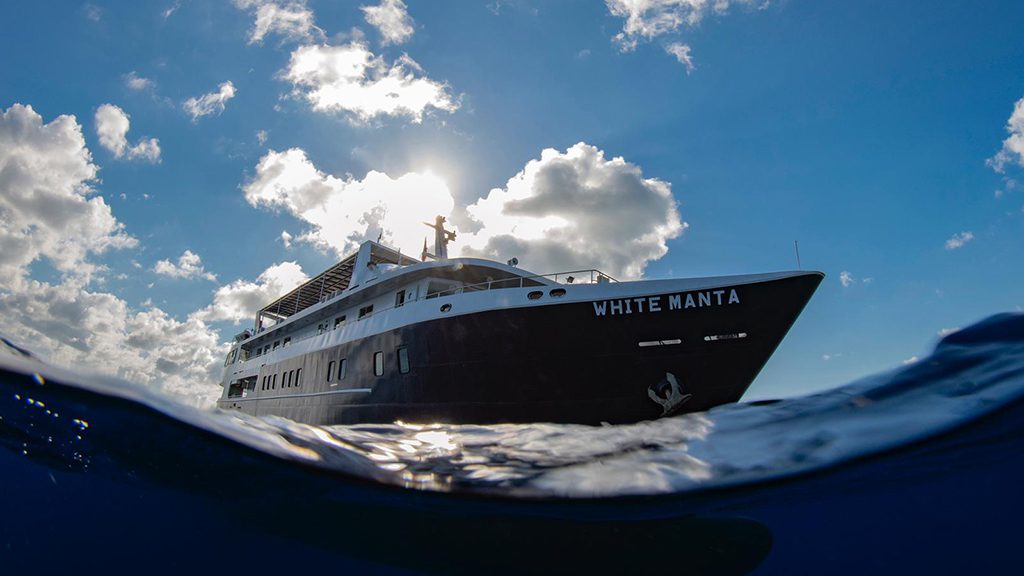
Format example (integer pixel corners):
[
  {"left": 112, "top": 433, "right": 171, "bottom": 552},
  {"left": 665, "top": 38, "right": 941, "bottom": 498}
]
[{"left": 2, "top": 312, "right": 1024, "bottom": 575}]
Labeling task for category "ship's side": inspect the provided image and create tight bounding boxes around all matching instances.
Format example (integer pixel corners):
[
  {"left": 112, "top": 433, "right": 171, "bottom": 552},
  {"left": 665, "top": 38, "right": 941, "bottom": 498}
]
[{"left": 218, "top": 268, "right": 822, "bottom": 425}]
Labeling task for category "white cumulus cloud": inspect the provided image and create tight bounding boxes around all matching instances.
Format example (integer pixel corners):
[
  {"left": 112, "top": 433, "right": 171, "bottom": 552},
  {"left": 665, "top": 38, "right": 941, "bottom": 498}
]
[
  {"left": 362, "top": 0, "right": 415, "bottom": 46},
  {"left": 944, "top": 231, "right": 973, "bottom": 250},
  {"left": 460, "top": 142, "right": 687, "bottom": 279},
  {"left": 195, "top": 261, "right": 308, "bottom": 325},
  {"left": 839, "top": 271, "right": 853, "bottom": 287},
  {"left": 243, "top": 147, "right": 454, "bottom": 256},
  {"left": 243, "top": 143, "right": 687, "bottom": 280},
  {"left": 153, "top": 250, "right": 217, "bottom": 282},
  {"left": 234, "top": 0, "right": 322, "bottom": 44},
  {"left": 607, "top": 0, "right": 756, "bottom": 51},
  {"left": 183, "top": 81, "right": 237, "bottom": 121},
  {"left": 123, "top": 71, "right": 156, "bottom": 91},
  {"left": 283, "top": 42, "right": 459, "bottom": 124},
  {"left": 988, "top": 96, "right": 1024, "bottom": 173},
  {"left": 94, "top": 104, "right": 162, "bottom": 162},
  {"left": 0, "top": 104, "right": 137, "bottom": 284},
  {"left": 0, "top": 276, "right": 226, "bottom": 407}
]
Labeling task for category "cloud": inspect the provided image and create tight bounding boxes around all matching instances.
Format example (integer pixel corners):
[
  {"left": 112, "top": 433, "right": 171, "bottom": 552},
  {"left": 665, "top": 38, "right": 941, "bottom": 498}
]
[
  {"left": 902, "top": 356, "right": 919, "bottom": 365},
  {"left": 606, "top": 0, "right": 752, "bottom": 50},
  {"left": 123, "top": 71, "right": 156, "bottom": 91},
  {"left": 94, "top": 104, "right": 162, "bottom": 162},
  {"left": 280, "top": 230, "right": 293, "bottom": 247},
  {"left": 243, "top": 147, "right": 454, "bottom": 256},
  {"left": 0, "top": 104, "right": 137, "bottom": 283},
  {"left": 162, "top": 1, "right": 181, "bottom": 19},
  {"left": 234, "top": 0, "right": 322, "bottom": 45},
  {"left": 183, "top": 81, "right": 237, "bottom": 121},
  {"left": 0, "top": 277, "right": 225, "bottom": 407},
  {"left": 664, "top": 42, "right": 695, "bottom": 72},
  {"left": 937, "top": 327, "right": 960, "bottom": 337},
  {"left": 362, "top": 0, "right": 415, "bottom": 46},
  {"left": 82, "top": 3, "right": 102, "bottom": 22},
  {"left": 460, "top": 142, "right": 686, "bottom": 280},
  {"left": 256, "top": 129, "right": 269, "bottom": 145},
  {"left": 839, "top": 271, "right": 853, "bottom": 287},
  {"left": 283, "top": 42, "right": 459, "bottom": 123},
  {"left": 153, "top": 250, "right": 217, "bottom": 282},
  {"left": 944, "top": 231, "right": 973, "bottom": 250},
  {"left": 988, "top": 96, "right": 1024, "bottom": 173},
  {"left": 195, "top": 261, "right": 308, "bottom": 325},
  {"left": 245, "top": 143, "right": 685, "bottom": 280}
]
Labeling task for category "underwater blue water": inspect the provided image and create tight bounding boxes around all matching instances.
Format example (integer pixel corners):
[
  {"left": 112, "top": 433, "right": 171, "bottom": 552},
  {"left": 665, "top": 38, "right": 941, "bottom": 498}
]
[{"left": 2, "top": 313, "right": 1024, "bottom": 575}]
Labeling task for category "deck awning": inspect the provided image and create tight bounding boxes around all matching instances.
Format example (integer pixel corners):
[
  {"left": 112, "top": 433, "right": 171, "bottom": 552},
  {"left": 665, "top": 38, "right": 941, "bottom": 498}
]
[{"left": 255, "top": 242, "right": 417, "bottom": 330}]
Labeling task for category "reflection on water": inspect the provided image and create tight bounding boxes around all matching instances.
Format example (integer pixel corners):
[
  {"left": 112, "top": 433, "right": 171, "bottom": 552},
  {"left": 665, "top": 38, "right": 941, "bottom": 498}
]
[{"left": 2, "top": 313, "right": 1024, "bottom": 574}]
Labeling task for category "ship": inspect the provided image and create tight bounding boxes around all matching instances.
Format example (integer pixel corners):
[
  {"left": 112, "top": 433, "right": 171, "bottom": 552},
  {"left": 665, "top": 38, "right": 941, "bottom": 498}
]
[{"left": 217, "top": 216, "right": 823, "bottom": 425}]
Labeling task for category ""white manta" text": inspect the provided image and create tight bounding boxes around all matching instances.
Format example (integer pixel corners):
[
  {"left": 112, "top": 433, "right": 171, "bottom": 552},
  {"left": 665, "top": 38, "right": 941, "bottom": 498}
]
[{"left": 592, "top": 289, "right": 740, "bottom": 317}]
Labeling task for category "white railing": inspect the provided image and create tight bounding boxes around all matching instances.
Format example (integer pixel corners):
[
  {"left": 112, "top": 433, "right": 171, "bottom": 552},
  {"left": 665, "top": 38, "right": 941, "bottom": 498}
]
[{"left": 238, "top": 267, "right": 616, "bottom": 364}]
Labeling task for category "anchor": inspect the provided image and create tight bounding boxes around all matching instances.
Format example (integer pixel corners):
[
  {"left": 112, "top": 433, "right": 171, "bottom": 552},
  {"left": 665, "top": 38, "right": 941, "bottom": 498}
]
[{"left": 647, "top": 372, "right": 692, "bottom": 417}]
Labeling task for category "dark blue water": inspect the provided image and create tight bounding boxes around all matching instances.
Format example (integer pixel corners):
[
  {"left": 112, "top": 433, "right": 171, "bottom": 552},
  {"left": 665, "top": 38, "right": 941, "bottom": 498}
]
[{"left": 3, "top": 313, "right": 1024, "bottom": 575}]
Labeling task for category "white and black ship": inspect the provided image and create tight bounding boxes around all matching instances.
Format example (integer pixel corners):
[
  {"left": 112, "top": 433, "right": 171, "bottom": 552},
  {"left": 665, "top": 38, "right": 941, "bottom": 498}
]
[{"left": 218, "top": 217, "right": 822, "bottom": 425}]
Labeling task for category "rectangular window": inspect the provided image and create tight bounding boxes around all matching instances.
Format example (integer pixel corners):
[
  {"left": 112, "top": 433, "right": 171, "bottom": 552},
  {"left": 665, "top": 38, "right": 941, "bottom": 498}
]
[
  {"left": 317, "top": 323, "right": 325, "bottom": 335},
  {"left": 334, "top": 315, "right": 346, "bottom": 329},
  {"left": 273, "top": 340, "right": 280, "bottom": 350},
  {"left": 272, "top": 374, "right": 277, "bottom": 389},
  {"left": 287, "top": 370, "right": 293, "bottom": 387},
  {"left": 339, "top": 358, "right": 347, "bottom": 380},
  {"left": 283, "top": 337, "right": 291, "bottom": 347},
  {"left": 398, "top": 347, "right": 410, "bottom": 374},
  {"left": 359, "top": 305, "right": 374, "bottom": 319},
  {"left": 373, "top": 351, "right": 384, "bottom": 376},
  {"left": 395, "top": 290, "right": 406, "bottom": 308},
  {"left": 327, "top": 360, "right": 335, "bottom": 382},
  {"left": 295, "top": 368, "right": 301, "bottom": 387}
]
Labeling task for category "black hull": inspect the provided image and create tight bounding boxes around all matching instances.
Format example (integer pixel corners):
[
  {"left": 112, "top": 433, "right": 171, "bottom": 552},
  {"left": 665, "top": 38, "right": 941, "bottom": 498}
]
[{"left": 219, "top": 273, "right": 823, "bottom": 425}]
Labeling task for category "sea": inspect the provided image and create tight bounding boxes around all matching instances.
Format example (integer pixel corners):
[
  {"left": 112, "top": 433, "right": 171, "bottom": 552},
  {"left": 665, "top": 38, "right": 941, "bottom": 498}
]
[{"left": 2, "top": 312, "right": 1023, "bottom": 575}]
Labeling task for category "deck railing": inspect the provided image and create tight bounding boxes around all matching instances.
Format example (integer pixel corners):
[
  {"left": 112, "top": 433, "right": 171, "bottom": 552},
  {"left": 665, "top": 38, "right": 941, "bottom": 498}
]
[{"left": 239, "top": 267, "right": 616, "bottom": 364}]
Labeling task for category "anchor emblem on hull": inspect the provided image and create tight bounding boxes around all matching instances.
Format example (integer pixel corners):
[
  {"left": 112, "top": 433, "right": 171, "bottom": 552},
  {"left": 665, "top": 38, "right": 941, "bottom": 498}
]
[{"left": 647, "top": 372, "right": 692, "bottom": 417}]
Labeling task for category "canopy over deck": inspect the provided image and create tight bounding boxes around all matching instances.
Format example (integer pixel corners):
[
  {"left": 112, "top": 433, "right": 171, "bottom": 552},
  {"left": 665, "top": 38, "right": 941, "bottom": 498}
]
[{"left": 256, "top": 242, "right": 417, "bottom": 331}]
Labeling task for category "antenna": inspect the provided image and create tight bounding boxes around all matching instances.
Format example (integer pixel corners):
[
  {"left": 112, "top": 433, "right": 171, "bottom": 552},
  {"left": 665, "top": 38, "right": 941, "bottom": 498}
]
[{"left": 794, "top": 240, "right": 802, "bottom": 270}]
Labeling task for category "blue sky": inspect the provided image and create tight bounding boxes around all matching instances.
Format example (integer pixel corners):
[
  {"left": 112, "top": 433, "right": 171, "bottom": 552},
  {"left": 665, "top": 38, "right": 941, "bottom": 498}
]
[{"left": 1, "top": 0, "right": 1022, "bottom": 405}]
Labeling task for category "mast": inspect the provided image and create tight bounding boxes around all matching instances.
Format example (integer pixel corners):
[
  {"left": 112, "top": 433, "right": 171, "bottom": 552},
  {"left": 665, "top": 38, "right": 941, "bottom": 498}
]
[{"left": 423, "top": 215, "right": 456, "bottom": 260}]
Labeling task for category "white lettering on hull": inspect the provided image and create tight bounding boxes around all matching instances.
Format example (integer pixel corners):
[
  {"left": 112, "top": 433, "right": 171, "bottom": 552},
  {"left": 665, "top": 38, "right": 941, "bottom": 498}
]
[{"left": 593, "top": 288, "right": 741, "bottom": 317}]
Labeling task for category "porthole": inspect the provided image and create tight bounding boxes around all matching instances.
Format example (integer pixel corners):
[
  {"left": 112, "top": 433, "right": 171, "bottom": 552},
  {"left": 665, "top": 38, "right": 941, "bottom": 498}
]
[
  {"left": 549, "top": 288, "right": 566, "bottom": 298},
  {"left": 527, "top": 291, "right": 543, "bottom": 300},
  {"left": 440, "top": 303, "right": 452, "bottom": 312}
]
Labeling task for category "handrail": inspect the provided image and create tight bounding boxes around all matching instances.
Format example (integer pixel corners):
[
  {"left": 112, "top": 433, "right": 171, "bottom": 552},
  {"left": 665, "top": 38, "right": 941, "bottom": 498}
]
[
  {"left": 238, "top": 267, "right": 616, "bottom": 365},
  {"left": 428, "top": 268, "right": 617, "bottom": 299}
]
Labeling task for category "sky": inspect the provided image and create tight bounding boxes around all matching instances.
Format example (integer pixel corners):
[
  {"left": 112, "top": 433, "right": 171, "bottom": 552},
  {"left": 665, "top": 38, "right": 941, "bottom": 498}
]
[{"left": 1, "top": 0, "right": 1023, "bottom": 407}]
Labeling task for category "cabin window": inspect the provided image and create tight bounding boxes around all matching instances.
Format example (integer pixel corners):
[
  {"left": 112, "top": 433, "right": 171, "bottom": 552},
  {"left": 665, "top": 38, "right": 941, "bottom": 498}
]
[
  {"left": 527, "top": 291, "right": 543, "bottom": 300},
  {"left": 395, "top": 290, "right": 406, "bottom": 308},
  {"left": 255, "top": 348, "right": 261, "bottom": 357},
  {"left": 283, "top": 337, "right": 291, "bottom": 347},
  {"left": 272, "top": 374, "right": 277, "bottom": 389},
  {"left": 317, "top": 323, "right": 325, "bottom": 335},
  {"left": 374, "top": 351, "right": 384, "bottom": 376},
  {"left": 288, "top": 370, "right": 294, "bottom": 387},
  {"left": 549, "top": 288, "right": 566, "bottom": 298},
  {"left": 327, "top": 360, "right": 336, "bottom": 382},
  {"left": 295, "top": 368, "right": 302, "bottom": 387},
  {"left": 359, "top": 305, "right": 374, "bottom": 319},
  {"left": 273, "top": 340, "right": 280, "bottom": 350},
  {"left": 334, "top": 315, "right": 346, "bottom": 329},
  {"left": 339, "top": 358, "right": 347, "bottom": 380},
  {"left": 398, "top": 347, "right": 410, "bottom": 374}
]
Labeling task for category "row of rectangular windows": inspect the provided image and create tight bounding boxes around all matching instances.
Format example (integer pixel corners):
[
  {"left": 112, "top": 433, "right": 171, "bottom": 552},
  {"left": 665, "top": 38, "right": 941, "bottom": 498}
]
[
  {"left": 258, "top": 347, "right": 411, "bottom": 394},
  {"left": 324, "top": 347, "right": 409, "bottom": 383},
  {"left": 251, "top": 289, "right": 412, "bottom": 360},
  {"left": 261, "top": 368, "right": 302, "bottom": 391}
]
